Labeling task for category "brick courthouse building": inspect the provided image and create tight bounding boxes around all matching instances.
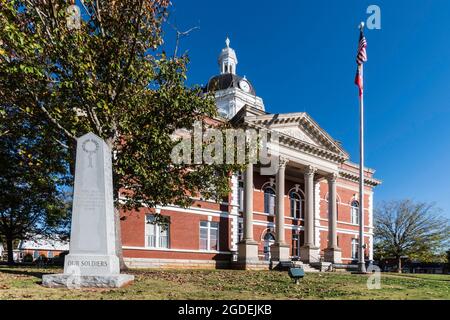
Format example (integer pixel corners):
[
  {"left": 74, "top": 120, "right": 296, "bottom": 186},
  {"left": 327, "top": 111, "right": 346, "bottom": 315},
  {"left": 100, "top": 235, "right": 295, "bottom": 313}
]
[{"left": 120, "top": 39, "right": 381, "bottom": 269}]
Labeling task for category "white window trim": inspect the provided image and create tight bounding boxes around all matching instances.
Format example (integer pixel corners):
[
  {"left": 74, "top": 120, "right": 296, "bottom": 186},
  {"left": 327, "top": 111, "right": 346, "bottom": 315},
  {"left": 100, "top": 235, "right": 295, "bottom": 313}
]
[
  {"left": 238, "top": 186, "right": 244, "bottom": 212},
  {"left": 145, "top": 215, "right": 170, "bottom": 249},
  {"left": 263, "top": 187, "right": 276, "bottom": 215},
  {"left": 351, "top": 238, "right": 359, "bottom": 259},
  {"left": 289, "top": 191, "right": 304, "bottom": 219},
  {"left": 200, "top": 221, "right": 220, "bottom": 251},
  {"left": 122, "top": 246, "right": 232, "bottom": 254},
  {"left": 237, "top": 220, "right": 244, "bottom": 242},
  {"left": 351, "top": 201, "right": 360, "bottom": 225}
]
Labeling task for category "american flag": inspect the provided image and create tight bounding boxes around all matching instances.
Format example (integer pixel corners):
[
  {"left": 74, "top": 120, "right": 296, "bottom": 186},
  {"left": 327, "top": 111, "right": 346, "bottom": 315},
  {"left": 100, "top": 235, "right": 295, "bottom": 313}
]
[{"left": 355, "top": 30, "right": 367, "bottom": 97}]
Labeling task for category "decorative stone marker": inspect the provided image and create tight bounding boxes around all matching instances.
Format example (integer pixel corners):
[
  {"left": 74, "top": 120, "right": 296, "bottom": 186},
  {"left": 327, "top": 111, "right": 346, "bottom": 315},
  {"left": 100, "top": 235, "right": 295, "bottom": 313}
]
[{"left": 43, "top": 133, "right": 134, "bottom": 288}]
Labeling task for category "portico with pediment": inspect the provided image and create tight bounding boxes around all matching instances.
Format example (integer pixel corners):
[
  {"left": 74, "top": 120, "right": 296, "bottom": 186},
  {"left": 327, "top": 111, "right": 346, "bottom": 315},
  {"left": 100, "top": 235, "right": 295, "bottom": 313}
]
[
  {"left": 120, "top": 38, "right": 381, "bottom": 271},
  {"left": 231, "top": 107, "right": 352, "bottom": 267}
]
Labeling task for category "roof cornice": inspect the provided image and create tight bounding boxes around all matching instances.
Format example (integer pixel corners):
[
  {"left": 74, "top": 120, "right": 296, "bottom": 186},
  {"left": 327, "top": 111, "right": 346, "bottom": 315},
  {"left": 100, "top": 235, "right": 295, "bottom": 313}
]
[
  {"left": 244, "top": 121, "right": 348, "bottom": 164},
  {"left": 339, "top": 168, "right": 382, "bottom": 187}
]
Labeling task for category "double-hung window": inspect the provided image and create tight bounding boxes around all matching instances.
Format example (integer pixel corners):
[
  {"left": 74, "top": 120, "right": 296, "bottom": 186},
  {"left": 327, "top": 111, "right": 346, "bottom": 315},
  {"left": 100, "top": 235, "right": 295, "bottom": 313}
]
[
  {"left": 200, "top": 221, "right": 219, "bottom": 251},
  {"left": 351, "top": 201, "right": 360, "bottom": 225},
  {"left": 238, "top": 173, "right": 244, "bottom": 212},
  {"left": 237, "top": 220, "right": 244, "bottom": 242},
  {"left": 351, "top": 238, "right": 359, "bottom": 259},
  {"left": 264, "top": 187, "right": 276, "bottom": 215},
  {"left": 145, "top": 215, "right": 170, "bottom": 248},
  {"left": 289, "top": 191, "right": 303, "bottom": 219}
]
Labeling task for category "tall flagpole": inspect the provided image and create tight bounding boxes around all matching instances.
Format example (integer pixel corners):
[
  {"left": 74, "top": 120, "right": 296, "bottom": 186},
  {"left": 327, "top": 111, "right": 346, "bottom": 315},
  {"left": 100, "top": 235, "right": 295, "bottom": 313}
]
[{"left": 358, "top": 22, "right": 367, "bottom": 273}]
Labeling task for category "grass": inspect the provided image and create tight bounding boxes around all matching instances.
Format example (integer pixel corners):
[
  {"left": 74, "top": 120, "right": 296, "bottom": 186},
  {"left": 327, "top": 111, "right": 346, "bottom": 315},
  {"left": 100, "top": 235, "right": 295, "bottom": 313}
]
[{"left": 0, "top": 266, "right": 449, "bottom": 300}]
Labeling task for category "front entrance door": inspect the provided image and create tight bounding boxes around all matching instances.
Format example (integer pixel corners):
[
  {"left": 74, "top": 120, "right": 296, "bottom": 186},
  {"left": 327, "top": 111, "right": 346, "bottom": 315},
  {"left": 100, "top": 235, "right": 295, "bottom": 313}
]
[
  {"left": 292, "top": 232, "right": 300, "bottom": 259},
  {"left": 263, "top": 232, "right": 275, "bottom": 261},
  {"left": 292, "top": 231, "right": 304, "bottom": 260}
]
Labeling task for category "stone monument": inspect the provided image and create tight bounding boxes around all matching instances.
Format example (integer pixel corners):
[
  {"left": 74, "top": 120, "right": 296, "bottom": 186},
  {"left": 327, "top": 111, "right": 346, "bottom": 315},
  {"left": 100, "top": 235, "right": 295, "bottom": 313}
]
[{"left": 43, "top": 133, "right": 134, "bottom": 288}]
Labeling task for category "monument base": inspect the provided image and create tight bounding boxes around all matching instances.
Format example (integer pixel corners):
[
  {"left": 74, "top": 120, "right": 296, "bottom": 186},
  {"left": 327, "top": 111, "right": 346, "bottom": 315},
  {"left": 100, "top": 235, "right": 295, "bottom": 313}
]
[{"left": 42, "top": 273, "right": 134, "bottom": 288}]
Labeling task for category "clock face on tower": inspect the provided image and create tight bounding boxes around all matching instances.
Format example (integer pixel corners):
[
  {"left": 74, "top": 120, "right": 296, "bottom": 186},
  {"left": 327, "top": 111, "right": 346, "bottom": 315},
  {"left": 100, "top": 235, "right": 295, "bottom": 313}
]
[{"left": 239, "top": 80, "right": 251, "bottom": 93}]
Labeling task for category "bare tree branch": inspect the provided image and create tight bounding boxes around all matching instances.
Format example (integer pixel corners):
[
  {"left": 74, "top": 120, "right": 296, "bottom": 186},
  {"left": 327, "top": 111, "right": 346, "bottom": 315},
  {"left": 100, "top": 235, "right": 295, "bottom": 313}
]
[
  {"left": 26, "top": 89, "right": 77, "bottom": 141},
  {"left": 169, "top": 23, "right": 200, "bottom": 57},
  {"left": 94, "top": 0, "right": 106, "bottom": 37},
  {"left": 25, "top": 0, "right": 55, "bottom": 44}
]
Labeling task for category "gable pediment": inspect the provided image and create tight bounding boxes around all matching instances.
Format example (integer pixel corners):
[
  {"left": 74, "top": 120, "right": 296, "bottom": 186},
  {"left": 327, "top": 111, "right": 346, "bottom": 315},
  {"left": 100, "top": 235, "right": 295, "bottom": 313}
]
[
  {"left": 241, "top": 111, "right": 349, "bottom": 161},
  {"left": 273, "top": 125, "right": 323, "bottom": 147}
]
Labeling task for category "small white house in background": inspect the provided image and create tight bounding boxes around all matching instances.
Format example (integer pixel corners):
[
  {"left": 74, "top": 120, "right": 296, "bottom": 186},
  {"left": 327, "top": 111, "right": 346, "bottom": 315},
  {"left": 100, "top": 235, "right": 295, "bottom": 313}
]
[
  {"left": 0, "top": 242, "right": 4, "bottom": 259},
  {"left": 16, "top": 236, "right": 69, "bottom": 262}
]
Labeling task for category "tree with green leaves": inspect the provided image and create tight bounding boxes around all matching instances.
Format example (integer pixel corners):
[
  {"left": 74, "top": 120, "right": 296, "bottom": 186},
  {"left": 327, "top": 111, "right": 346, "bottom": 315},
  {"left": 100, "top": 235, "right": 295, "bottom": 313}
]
[
  {"left": 446, "top": 249, "right": 450, "bottom": 269},
  {"left": 0, "top": 1, "right": 240, "bottom": 268},
  {"left": 374, "top": 200, "right": 450, "bottom": 273},
  {"left": 0, "top": 106, "right": 70, "bottom": 265}
]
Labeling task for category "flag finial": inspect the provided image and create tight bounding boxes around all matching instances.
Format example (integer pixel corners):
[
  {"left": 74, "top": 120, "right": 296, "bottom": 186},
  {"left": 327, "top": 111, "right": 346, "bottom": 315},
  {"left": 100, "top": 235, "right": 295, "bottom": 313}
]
[{"left": 359, "top": 21, "right": 365, "bottom": 31}]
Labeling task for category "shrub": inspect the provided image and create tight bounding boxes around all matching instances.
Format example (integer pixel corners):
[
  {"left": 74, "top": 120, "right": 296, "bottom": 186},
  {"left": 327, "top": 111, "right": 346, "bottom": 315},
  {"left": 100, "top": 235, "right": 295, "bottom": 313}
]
[{"left": 23, "top": 253, "right": 33, "bottom": 263}]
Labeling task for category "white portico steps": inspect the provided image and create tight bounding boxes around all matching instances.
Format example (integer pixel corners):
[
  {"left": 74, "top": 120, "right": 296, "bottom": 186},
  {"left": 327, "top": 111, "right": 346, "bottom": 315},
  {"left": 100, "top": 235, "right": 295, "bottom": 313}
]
[
  {"left": 275, "top": 261, "right": 326, "bottom": 273},
  {"left": 231, "top": 260, "right": 326, "bottom": 272}
]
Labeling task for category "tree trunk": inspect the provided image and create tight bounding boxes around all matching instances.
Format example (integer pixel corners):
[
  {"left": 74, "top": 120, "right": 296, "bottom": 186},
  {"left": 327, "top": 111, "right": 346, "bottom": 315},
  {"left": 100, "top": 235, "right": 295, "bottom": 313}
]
[
  {"left": 6, "top": 237, "right": 14, "bottom": 266},
  {"left": 397, "top": 256, "right": 402, "bottom": 273},
  {"left": 115, "top": 207, "right": 128, "bottom": 271}
]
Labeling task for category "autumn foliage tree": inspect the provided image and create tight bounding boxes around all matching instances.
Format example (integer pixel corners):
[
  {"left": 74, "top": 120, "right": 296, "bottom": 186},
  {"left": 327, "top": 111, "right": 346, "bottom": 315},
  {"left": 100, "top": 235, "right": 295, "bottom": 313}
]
[{"left": 0, "top": 1, "right": 240, "bottom": 267}]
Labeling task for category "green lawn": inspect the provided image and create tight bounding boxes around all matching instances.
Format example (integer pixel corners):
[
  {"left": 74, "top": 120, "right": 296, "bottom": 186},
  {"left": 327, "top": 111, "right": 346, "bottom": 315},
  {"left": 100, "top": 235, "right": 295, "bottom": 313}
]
[{"left": 0, "top": 266, "right": 449, "bottom": 300}]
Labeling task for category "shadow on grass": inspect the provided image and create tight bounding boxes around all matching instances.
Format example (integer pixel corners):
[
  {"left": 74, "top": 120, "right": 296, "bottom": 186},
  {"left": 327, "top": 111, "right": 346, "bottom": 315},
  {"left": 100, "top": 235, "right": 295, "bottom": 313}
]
[
  {"left": 0, "top": 268, "right": 46, "bottom": 279},
  {"left": 384, "top": 273, "right": 450, "bottom": 282},
  {"left": 0, "top": 265, "right": 61, "bottom": 285}
]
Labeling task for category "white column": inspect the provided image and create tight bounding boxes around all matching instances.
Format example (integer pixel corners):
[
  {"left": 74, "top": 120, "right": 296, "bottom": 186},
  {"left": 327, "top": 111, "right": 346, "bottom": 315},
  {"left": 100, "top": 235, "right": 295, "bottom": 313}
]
[
  {"left": 300, "top": 165, "right": 320, "bottom": 263},
  {"left": 243, "top": 163, "right": 254, "bottom": 241},
  {"left": 304, "top": 165, "right": 316, "bottom": 246},
  {"left": 324, "top": 173, "right": 342, "bottom": 263},
  {"left": 275, "top": 159, "right": 287, "bottom": 245},
  {"left": 328, "top": 173, "right": 338, "bottom": 249},
  {"left": 313, "top": 180, "right": 321, "bottom": 248},
  {"left": 237, "top": 163, "right": 259, "bottom": 266},
  {"left": 271, "top": 159, "right": 290, "bottom": 262}
]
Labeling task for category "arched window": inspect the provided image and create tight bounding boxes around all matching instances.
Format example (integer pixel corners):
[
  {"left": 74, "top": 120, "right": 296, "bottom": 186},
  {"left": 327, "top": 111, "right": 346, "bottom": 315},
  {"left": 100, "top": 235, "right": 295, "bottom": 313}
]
[
  {"left": 263, "top": 186, "right": 276, "bottom": 215},
  {"left": 264, "top": 232, "right": 276, "bottom": 242},
  {"left": 289, "top": 191, "right": 303, "bottom": 219},
  {"left": 351, "top": 200, "right": 360, "bottom": 225},
  {"left": 237, "top": 172, "right": 244, "bottom": 212}
]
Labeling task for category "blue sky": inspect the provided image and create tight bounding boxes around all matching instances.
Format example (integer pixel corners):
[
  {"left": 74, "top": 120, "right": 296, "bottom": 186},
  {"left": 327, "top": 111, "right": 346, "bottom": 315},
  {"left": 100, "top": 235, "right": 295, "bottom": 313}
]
[{"left": 161, "top": 0, "right": 450, "bottom": 217}]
